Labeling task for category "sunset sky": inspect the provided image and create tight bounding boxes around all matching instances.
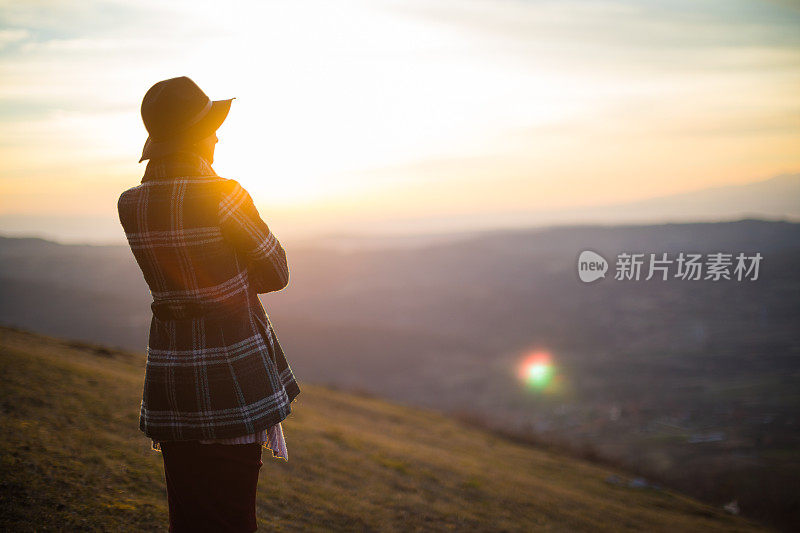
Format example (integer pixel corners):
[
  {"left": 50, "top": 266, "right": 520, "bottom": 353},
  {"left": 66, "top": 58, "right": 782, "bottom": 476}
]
[{"left": 1, "top": 0, "right": 799, "bottom": 243}]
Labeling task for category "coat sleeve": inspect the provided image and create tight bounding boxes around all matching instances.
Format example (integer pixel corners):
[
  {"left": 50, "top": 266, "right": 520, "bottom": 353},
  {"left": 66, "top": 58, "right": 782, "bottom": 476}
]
[{"left": 218, "top": 179, "right": 289, "bottom": 293}]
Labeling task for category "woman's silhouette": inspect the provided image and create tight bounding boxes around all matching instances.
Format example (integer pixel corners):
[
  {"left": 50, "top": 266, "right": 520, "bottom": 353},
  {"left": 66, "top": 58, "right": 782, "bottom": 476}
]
[{"left": 118, "top": 76, "right": 300, "bottom": 532}]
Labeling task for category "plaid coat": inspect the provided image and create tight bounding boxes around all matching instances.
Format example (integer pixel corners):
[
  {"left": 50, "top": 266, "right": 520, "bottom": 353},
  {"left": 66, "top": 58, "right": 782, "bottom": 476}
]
[{"left": 117, "top": 151, "right": 300, "bottom": 442}]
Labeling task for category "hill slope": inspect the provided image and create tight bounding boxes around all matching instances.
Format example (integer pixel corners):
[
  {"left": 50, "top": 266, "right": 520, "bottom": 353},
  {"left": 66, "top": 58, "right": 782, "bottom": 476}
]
[{"left": 0, "top": 326, "right": 763, "bottom": 532}]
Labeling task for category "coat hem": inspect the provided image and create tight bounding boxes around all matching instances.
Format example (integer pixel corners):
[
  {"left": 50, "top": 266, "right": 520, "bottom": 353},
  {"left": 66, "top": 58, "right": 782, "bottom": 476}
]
[{"left": 141, "top": 379, "right": 301, "bottom": 445}]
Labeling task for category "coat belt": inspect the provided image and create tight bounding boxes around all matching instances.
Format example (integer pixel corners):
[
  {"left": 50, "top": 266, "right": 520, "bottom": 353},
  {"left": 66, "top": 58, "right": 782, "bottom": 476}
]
[{"left": 150, "top": 300, "right": 229, "bottom": 321}]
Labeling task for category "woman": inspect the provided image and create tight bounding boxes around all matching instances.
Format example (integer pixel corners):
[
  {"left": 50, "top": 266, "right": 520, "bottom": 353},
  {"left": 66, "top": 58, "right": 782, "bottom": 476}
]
[{"left": 117, "top": 76, "right": 301, "bottom": 532}]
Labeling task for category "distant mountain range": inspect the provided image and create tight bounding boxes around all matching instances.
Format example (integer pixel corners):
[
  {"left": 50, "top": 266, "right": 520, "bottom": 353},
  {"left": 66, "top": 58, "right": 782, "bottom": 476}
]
[
  {"left": 0, "top": 173, "right": 798, "bottom": 244},
  {"left": 567, "top": 172, "right": 800, "bottom": 224},
  {"left": 374, "top": 173, "right": 800, "bottom": 235}
]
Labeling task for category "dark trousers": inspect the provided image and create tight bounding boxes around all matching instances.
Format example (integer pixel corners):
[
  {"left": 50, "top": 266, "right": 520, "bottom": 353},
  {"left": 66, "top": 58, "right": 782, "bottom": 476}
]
[{"left": 160, "top": 441, "right": 263, "bottom": 533}]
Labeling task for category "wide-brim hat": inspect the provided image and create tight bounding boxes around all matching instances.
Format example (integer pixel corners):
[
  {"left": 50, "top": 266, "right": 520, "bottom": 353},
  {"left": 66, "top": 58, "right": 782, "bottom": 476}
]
[{"left": 139, "top": 76, "right": 234, "bottom": 163}]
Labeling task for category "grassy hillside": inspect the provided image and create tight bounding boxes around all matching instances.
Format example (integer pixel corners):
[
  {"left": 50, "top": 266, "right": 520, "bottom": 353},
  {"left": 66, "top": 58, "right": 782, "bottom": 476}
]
[
  {"left": 3, "top": 224, "right": 799, "bottom": 529},
  {"left": 0, "top": 326, "right": 765, "bottom": 532}
]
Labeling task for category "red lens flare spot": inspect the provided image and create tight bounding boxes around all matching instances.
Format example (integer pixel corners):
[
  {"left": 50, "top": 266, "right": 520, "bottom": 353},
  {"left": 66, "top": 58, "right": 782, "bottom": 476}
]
[{"left": 517, "top": 350, "right": 556, "bottom": 391}]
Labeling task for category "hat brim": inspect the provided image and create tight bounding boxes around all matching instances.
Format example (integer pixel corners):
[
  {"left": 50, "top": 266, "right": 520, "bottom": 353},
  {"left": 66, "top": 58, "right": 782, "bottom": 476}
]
[{"left": 139, "top": 98, "right": 233, "bottom": 163}]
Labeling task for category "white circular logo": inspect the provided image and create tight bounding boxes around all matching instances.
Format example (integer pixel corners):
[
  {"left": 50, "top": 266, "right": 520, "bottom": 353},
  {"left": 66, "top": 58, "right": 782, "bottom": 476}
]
[{"left": 577, "top": 250, "right": 608, "bottom": 283}]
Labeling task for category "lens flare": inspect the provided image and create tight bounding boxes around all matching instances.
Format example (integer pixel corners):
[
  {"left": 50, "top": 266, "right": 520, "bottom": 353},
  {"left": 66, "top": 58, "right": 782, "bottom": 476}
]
[{"left": 517, "top": 350, "right": 556, "bottom": 391}]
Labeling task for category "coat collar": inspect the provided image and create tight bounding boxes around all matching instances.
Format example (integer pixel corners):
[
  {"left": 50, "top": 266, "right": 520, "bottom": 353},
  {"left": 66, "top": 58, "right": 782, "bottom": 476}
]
[{"left": 141, "top": 150, "right": 218, "bottom": 183}]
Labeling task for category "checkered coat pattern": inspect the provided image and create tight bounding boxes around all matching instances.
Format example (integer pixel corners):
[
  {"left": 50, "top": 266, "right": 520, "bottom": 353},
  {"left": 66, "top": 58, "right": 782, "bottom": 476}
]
[{"left": 117, "top": 150, "right": 300, "bottom": 442}]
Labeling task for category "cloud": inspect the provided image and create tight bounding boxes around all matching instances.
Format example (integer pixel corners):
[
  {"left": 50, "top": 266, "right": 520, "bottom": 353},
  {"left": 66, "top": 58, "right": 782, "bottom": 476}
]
[
  {"left": 392, "top": 0, "right": 800, "bottom": 52},
  {"left": 0, "top": 28, "right": 29, "bottom": 50},
  {"left": 19, "top": 36, "right": 153, "bottom": 53}
]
